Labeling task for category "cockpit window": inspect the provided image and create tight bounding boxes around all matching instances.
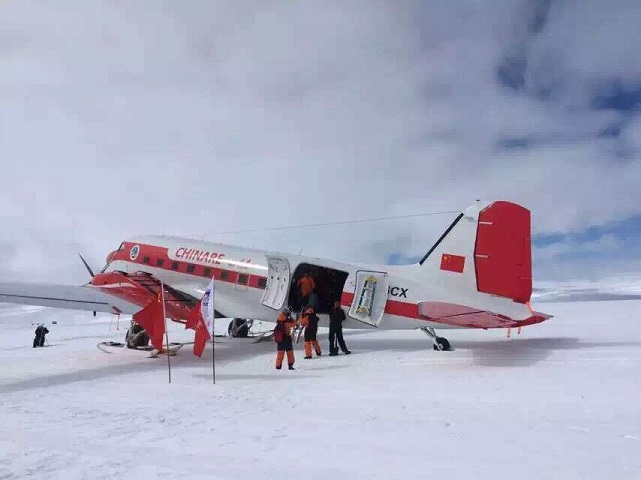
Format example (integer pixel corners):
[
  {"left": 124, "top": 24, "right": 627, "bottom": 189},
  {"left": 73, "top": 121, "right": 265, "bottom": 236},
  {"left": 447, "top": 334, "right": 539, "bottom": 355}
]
[{"left": 118, "top": 242, "right": 125, "bottom": 251}]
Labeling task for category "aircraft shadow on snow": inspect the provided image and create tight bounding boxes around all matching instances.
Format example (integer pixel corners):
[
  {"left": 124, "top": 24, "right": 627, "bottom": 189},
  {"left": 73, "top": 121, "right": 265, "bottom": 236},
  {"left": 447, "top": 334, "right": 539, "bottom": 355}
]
[
  {"left": 453, "top": 337, "right": 641, "bottom": 367},
  {"left": 336, "top": 331, "right": 641, "bottom": 368},
  {"left": 0, "top": 338, "right": 347, "bottom": 394},
  {"left": 0, "top": 336, "right": 308, "bottom": 394},
  {"left": 3, "top": 333, "right": 640, "bottom": 393}
]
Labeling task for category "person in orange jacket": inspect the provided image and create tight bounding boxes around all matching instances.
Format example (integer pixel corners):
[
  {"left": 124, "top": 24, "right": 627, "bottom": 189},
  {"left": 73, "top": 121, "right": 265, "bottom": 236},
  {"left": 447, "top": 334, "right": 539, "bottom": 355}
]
[
  {"left": 297, "top": 272, "right": 316, "bottom": 307},
  {"left": 274, "top": 307, "right": 296, "bottom": 370},
  {"left": 300, "top": 306, "right": 321, "bottom": 359}
]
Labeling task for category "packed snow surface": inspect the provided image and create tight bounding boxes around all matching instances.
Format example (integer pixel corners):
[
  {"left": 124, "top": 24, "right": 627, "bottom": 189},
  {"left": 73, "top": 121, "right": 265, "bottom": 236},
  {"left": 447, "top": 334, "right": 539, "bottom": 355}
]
[{"left": 1, "top": 300, "right": 640, "bottom": 479}]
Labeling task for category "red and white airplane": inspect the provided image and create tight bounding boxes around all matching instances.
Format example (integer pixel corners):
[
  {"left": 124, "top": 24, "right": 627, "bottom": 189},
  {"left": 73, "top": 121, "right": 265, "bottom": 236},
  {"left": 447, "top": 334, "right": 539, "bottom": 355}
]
[{"left": 0, "top": 199, "right": 551, "bottom": 350}]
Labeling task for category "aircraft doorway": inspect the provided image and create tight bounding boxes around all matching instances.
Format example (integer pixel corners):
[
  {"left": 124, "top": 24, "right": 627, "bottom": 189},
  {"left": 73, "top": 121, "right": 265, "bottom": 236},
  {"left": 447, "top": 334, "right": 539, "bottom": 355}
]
[{"left": 288, "top": 263, "right": 348, "bottom": 314}]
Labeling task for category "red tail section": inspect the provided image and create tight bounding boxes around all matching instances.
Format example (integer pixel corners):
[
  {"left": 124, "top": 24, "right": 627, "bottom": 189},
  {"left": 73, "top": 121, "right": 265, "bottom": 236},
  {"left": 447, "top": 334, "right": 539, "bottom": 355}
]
[{"left": 474, "top": 201, "right": 532, "bottom": 304}]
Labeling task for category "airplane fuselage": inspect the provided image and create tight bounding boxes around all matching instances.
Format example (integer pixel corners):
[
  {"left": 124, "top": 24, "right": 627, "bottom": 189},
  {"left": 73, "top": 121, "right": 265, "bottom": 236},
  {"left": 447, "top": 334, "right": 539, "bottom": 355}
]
[{"left": 103, "top": 235, "right": 437, "bottom": 330}]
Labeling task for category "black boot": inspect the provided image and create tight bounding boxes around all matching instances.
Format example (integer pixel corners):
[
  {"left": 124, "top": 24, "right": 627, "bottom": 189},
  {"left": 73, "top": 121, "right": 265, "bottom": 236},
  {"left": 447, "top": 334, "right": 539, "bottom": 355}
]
[{"left": 288, "top": 364, "right": 295, "bottom": 370}]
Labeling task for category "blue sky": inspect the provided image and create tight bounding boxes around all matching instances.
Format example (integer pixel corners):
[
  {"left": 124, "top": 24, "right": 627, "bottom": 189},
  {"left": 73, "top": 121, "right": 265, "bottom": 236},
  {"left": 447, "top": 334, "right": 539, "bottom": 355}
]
[
  {"left": 386, "top": 213, "right": 641, "bottom": 281},
  {"left": 533, "top": 215, "right": 641, "bottom": 249}
]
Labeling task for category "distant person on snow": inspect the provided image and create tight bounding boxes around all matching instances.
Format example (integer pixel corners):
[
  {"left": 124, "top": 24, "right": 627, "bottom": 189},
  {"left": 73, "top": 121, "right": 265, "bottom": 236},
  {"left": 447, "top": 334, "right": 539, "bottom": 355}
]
[
  {"left": 274, "top": 308, "right": 296, "bottom": 370},
  {"left": 300, "top": 306, "right": 321, "bottom": 359},
  {"left": 328, "top": 301, "right": 350, "bottom": 356},
  {"left": 33, "top": 324, "right": 49, "bottom": 348}
]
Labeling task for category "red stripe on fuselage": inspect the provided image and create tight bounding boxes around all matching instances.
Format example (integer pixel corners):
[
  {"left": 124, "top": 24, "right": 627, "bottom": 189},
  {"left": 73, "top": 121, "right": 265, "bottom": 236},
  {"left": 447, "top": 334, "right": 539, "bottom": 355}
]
[
  {"left": 109, "top": 242, "right": 267, "bottom": 290},
  {"left": 112, "top": 242, "right": 425, "bottom": 320},
  {"left": 340, "top": 292, "right": 421, "bottom": 320}
]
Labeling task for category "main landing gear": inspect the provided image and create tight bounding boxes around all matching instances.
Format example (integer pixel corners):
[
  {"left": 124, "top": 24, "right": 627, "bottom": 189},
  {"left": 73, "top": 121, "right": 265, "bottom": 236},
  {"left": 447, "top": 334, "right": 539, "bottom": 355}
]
[
  {"left": 227, "top": 318, "right": 254, "bottom": 338},
  {"left": 420, "top": 326, "right": 451, "bottom": 351}
]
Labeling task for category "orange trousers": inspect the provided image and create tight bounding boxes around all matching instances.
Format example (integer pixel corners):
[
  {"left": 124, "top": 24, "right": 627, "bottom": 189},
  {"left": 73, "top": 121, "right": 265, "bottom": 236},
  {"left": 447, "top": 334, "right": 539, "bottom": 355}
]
[
  {"left": 276, "top": 349, "right": 295, "bottom": 369},
  {"left": 304, "top": 340, "right": 321, "bottom": 358}
]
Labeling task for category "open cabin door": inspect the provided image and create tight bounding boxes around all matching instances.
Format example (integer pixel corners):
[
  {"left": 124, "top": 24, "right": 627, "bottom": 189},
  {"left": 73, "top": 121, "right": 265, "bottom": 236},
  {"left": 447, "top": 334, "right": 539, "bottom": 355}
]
[
  {"left": 260, "top": 255, "right": 291, "bottom": 311},
  {"left": 347, "top": 270, "right": 389, "bottom": 327}
]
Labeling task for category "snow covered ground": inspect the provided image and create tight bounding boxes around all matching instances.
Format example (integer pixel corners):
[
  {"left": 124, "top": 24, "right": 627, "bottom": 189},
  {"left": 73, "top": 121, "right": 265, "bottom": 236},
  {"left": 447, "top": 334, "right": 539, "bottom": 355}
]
[
  {"left": 1, "top": 300, "right": 640, "bottom": 479},
  {"left": 532, "top": 273, "right": 641, "bottom": 302}
]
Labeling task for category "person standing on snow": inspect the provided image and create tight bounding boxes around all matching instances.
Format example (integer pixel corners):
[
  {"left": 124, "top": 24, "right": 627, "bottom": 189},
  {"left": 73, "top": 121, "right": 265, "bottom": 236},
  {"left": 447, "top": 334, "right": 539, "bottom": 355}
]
[
  {"left": 39, "top": 324, "right": 49, "bottom": 346},
  {"left": 300, "top": 306, "right": 321, "bottom": 359},
  {"left": 328, "top": 301, "right": 350, "bottom": 356},
  {"left": 274, "top": 307, "right": 296, "bottom": 370},
  {"left": 33, "top": 324, "right": 49, "bottom": 348}
]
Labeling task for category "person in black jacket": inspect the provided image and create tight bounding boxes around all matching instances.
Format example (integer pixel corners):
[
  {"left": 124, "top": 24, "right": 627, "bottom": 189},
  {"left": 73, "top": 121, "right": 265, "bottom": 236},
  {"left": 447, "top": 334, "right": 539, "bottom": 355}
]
[
  {"left": 33, "top": 324, "right": 49, "bottom": 347},
  {"left": 328, "top": 301, "right": 350, "bottom": 356}
]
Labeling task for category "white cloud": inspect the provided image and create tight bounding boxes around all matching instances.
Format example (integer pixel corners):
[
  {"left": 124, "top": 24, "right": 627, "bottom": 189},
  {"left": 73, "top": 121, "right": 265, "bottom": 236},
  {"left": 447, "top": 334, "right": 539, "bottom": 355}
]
[{"left": 1, "top": 1, "right": 640, "bottom": 284}]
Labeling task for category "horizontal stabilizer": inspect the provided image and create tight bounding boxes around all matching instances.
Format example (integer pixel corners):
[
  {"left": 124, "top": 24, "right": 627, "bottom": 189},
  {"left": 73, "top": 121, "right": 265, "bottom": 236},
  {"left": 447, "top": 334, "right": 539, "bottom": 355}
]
[{"left": 418, "top": 301, "right": 552, "bottom": 329}]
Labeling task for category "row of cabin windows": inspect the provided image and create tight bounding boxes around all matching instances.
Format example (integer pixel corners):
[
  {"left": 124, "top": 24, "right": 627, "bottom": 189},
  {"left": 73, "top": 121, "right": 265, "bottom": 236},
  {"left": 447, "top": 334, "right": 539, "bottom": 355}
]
[{"left": 139, "top": 255, "right": 264, "bottom": 288}]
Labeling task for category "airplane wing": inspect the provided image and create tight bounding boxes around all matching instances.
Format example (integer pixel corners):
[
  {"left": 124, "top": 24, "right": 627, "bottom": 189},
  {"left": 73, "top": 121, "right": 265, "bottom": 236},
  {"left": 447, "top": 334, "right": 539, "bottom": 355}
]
[
  {"left": 0, "top": 281, "right": 139, "bottom": 315},
  {"left": 0, "top": 272, "right": 198, "bottom": 321}
]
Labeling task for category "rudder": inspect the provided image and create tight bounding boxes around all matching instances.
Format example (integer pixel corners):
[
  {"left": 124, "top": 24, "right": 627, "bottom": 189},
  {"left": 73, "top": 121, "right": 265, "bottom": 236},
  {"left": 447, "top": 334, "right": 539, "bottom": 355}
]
[{"left": 474, "top": 201, "right": 531, "bottom": 303}]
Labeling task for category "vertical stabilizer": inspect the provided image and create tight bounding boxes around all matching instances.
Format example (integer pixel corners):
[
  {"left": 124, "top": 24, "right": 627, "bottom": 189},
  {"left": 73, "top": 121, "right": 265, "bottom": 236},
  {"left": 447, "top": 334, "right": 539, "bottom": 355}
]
[{"left": 417, "top": 200, "right": 532, "bottom": 304}]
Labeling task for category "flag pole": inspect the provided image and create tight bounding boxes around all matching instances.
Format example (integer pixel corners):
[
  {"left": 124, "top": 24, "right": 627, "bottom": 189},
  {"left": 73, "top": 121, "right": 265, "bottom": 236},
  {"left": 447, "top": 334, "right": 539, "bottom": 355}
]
[
  {"left": 211, "top": 277, "right": 216, "bottom": 385},
  {"left": 160, "top": 280, "right": 171, "bottom": 384},
  {"left": 203, "top": 274, "right": 216, "bottom": 384}
]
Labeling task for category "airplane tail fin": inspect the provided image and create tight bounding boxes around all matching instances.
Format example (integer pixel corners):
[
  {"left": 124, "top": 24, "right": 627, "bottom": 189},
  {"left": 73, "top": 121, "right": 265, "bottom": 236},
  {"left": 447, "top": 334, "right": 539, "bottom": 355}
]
[{"left": 416, "top": 200, "right": 533, "bottom": 305}]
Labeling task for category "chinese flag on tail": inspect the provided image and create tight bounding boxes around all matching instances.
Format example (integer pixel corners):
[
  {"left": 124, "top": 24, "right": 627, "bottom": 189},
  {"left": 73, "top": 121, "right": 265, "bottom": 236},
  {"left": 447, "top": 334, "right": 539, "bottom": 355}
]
[
  {"left": 440, "top": 253, "right": 465, "bottom": 273},
  {"left": 132, "top": 290, "right": 166, "bottom": 351}
]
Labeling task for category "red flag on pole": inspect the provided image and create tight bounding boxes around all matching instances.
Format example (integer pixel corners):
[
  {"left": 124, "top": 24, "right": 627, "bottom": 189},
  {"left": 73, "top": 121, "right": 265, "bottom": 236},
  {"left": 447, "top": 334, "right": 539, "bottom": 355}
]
[
  {"left": 186, "top": 299, "right": 211, "bottom": 357},
  {"left": 132, "top": 291, "right": 166, "bottom": 351}
]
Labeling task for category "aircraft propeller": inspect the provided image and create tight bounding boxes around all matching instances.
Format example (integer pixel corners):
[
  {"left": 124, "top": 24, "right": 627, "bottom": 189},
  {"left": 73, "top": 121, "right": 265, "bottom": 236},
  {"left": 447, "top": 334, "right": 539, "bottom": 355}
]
[
  {"left": 78, "top": 253, "right": 97, "bottom": 317},
  {"left": 78, "top": 253, "right": 95, "bottom": 277}
]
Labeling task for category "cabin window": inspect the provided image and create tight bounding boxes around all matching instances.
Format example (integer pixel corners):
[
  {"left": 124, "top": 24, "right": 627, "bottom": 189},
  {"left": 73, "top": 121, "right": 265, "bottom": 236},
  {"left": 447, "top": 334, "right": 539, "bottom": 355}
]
[
  {"left": 187, "top": 264, "right": 195, "bottom": 273},
  {"left": 171, "top": 261, "right": 179, "bottom": 271},
  {"left": 143, "top": 256, "right": 150, "bottom": 264},
  {"left": 238, "top": 274, "right": 248, "bottom": 285},
  {"left": 204, "top": 268, "right": 212, "bottom": 278},
  {"left": 156, "top": 259, "right": 164, "bottom": 267},
  {"left": 220, "top": 270, "right": 229, "bottom": 281},
  {"left": 257, "top": 277, "right": 267, "bottom": 289}
]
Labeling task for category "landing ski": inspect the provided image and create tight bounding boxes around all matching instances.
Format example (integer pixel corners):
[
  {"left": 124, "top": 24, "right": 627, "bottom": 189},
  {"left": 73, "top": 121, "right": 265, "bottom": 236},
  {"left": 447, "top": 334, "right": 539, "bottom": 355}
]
[
  {"left": 252, "top": 330, "right": 275, "bottom": 343},
  {"left": 97, "top": 341, "right": 184, "bottom": 358},
  {"left": 147, "top": 343, "right": 184, "bottom": 358}
]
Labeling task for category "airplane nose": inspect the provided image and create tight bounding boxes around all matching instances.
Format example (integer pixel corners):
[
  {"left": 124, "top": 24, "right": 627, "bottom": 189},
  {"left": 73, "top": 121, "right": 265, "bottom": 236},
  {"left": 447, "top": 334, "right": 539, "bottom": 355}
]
[{"left": 106, "top": 250, "right": 117, "bottom": 265}]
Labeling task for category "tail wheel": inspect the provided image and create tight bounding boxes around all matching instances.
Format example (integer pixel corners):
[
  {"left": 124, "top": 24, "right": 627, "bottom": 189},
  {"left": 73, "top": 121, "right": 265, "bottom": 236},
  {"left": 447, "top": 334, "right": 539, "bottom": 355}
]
[{"left": 433, "top": 337, "right": 451, "bottom": 351}]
